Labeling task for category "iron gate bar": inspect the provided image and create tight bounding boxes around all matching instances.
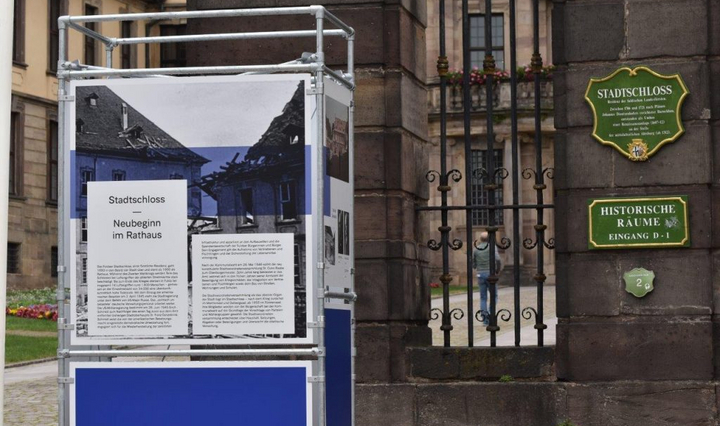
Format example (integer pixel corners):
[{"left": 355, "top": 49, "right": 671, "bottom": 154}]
[
  {"left": 461, "top": 0, "right": 474, "bottom": 348},
  {"left": 509, "top": 0, "right": 521, "bottom": 347},
  {"left": 482, "top": 0, "right": 501, "bottom": 348},
  {"left": 531, "top": 0, "right": 548, "bottom": 347},
  {"left": 438, "top": 0, "right": 454, "bottom": 348}
]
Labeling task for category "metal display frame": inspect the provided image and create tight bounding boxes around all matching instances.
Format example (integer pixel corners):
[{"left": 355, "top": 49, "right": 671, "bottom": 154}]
[{"left": 55, "top": 6, "right": 355, "bottom": 426}]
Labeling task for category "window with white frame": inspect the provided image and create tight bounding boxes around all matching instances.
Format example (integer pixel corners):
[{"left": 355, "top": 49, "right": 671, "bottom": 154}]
[
  {"left": 279, "top": 182, "right": 298, "bottom": 221},
  {"left": 81, "top": 169, "right": 94, "bottom": 197}
]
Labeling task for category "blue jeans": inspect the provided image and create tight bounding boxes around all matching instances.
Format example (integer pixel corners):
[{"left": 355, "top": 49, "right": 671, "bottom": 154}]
[{"left": 478, "top": 272, "right": 498, "bottom": 325}]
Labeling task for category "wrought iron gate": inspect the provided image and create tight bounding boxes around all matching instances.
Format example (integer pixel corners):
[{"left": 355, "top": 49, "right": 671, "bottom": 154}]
[{"left": 419, "top": 0, "right": 554, "bottom": 347}]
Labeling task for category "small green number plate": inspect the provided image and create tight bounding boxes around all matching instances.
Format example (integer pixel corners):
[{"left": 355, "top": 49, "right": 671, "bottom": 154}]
[{"left": 624, "top": 268, "right": 655, "bottom": 298}]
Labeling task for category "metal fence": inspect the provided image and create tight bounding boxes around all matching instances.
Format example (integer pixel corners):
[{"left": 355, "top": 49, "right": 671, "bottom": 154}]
[{"left": 419, "top": 0, "right": 554, "bottom": 348}]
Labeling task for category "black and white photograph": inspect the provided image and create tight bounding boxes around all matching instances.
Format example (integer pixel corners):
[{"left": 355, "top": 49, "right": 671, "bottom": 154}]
[
  {"left": 69, "top": 76, "right": 313, "bottom": 344},
  {"left": 324, "top": 225, "right": 336, "bottom": 266},
  {"left": 337, "top": 209, "right": 350, "bottom": 256},
  {"left": 324, "top": 96, "right": 350, "bottom": 182}
]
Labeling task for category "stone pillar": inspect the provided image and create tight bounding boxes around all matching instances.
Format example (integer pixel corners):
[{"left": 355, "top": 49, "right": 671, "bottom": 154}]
[
  {"left": 554, "top": 0, "right": 720, "bottom": 422},
  {"left": 185, "top": 0, "right": 431, "bottom": 386}
]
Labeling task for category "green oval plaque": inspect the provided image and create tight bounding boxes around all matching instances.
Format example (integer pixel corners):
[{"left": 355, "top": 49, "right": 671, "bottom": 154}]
[{"left": 585, "top": 66, "right": 689, "bottom": 161}]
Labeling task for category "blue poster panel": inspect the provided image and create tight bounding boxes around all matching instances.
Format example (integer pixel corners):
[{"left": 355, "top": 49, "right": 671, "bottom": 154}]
[
  {"left": 64, "top": 75, "right": 317, "bottom": 345},
  {"left": 326, "top": 308, "right": 352, "bottom": 426},
  {"left": 70, "top": 362, "right": 312, "bottom": 426}
]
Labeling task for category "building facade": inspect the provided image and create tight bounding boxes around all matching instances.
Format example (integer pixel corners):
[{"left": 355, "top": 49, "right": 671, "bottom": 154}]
[
  {"left": 8, "top": 0, "right": 188, "bottom": 290},
  {"left": 425, "top": 0, "right": 556, "bottom": 286}
]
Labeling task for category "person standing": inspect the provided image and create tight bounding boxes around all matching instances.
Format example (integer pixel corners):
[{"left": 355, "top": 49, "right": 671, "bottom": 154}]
[{"left": 472, "top": 232, "right": 501, "bottom": 326}]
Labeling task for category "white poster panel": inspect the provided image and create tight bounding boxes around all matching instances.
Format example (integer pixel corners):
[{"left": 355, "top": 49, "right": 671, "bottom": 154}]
[
  {"left": 192, "top": 233, "right": 294, "bottom": 335},
  {"left": 323, "top": 80, "right": 353, "bottom": 309},
  {"left": 87, "top": 180, "right": 187, "bottom": 336},
  {"left": 66, "top": 75, "right": 316, "bottom": 345},
  {"left": 322, "top": 78, "right": 355, "bottom": 426}
]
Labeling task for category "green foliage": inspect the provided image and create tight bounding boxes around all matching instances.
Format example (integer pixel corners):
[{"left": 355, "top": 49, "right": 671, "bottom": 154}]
[
  {"left": 6, "top": 287, "right": 56, "bottom": 309},
  {"left": 498, "top": 375, "right": 514, "bottom": 382},
  {"left": 5, "top": 335, "right": 57, "bottom": 364},
  {"left": 6, "top": 316, "right": 57, "bottom": 332},
  {"left": 556, "top": 421, "right": 577, "bottom": 426}
]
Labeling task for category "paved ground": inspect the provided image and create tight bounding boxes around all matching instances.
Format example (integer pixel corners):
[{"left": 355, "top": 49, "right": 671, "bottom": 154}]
[
  {"left": 3, "top": 346, "right": 189, "bottom": 425},
  {"left": 4, "top": 362, "right": 58, "bottom": 425},
  {"left": 430, "top": 284, "right": 557, "bottom": 347}
]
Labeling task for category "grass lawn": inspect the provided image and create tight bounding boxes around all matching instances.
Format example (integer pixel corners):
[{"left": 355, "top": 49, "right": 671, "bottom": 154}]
[
  {"left": 5, "top": 316, "right": 58, "bottom": 364},
  {"left": 5, "top": 335, "right": 57, "bottom": 364},
  {"left": 430, "top": 286, "right": 470, "bottom": 298},
  {"left": 6, "top": 316, "right": 57, "bottom": 333}
]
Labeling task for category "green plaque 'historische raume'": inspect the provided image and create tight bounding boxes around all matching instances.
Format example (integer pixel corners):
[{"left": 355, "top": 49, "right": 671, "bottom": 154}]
[
  {"left": 585, "top": 66, "right": 689, "bottom": 161},
  {"left": 588, "top": 196, "right": 689, "bottom": 249}
]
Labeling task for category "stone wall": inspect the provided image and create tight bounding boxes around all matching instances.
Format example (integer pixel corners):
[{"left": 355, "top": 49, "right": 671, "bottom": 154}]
[{"left": 553, "top": 0, "right": 720, "bottom": 423}]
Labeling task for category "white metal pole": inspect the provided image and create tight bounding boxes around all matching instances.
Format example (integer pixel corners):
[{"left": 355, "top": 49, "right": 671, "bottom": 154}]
[
  {"left": 0, "top": 2, "right": 15, "bottom": 424},
  {"left": 347, "top": 34, "right": 356, "bottom": 426},
  {"left": 57, "top": 19, "right": 69, "bottom": 426},
  {"left": 314, "top": 9, "right": 326, "bottom": 426}
]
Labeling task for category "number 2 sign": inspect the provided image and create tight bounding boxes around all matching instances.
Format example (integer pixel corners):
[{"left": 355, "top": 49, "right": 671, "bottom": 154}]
[{"left": 623, "top": 268, "right": 655, "bottom": 298}]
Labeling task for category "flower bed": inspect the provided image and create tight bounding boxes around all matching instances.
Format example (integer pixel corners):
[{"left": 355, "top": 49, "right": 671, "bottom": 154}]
[
  {"left": 6, "top": 304, "right": 58, "bottom": 322},
  {"left": 446, "top": 64, "right": 555, "bottom": 87}
]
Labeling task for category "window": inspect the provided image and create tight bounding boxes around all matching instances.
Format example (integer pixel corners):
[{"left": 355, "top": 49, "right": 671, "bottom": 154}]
[
  {"left": 160, "top": 25, "right": 187, "bottom": 68},
  {"left": 81, "top": 218, "right": 88, "bottom": 243},
  {"left": 470, "top": 14, "right": 504, "bottom": 71},
  {"left": 279, "top": 182, "right": 298, "bottom": 221},
  {"left": 51, "top": 246, "right": 58, "bottom": 277},
  {"left": 84, "top": 4, "right": 98, "bottom": 66},
  {"left": 9, "top": 111, "right": 22, "bottom": 196},
  {"left": 121, "top": 21, "right": 132, "bottom": 69},
  {"left": 81, "top": 169, "right": 94, "bottom": 197},
  {"left": 48, "top": 0, "right": 64, "bottom": 73},
  {"left": 169, "top": 173, "right": 184, "bottom": 180},
  {"left": 7, "top": 243, "right": 21, "bottom": 274},
  {"left": 112, "top": 170, "right": 126, "bottom": 181},
  {"left": 48, "top": 119, "right": 58, "bottom": 202},
  {"left": 237, "top": 189, "right": 254, "bottom": 225},
  {"left": 82, "top": 257, "right": 87, "bottom": 284},
  {"left": 470, "top": 149, "right": 504, "bottom": 226},
  {"left": 12, "top": 0, "right": 25, "bottom": 64}
]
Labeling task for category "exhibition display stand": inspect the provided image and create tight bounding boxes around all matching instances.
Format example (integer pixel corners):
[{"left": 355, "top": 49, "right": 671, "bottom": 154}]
[{"left": 55, "top": 6, "right": 355, "bottom": 426}]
